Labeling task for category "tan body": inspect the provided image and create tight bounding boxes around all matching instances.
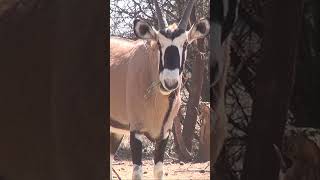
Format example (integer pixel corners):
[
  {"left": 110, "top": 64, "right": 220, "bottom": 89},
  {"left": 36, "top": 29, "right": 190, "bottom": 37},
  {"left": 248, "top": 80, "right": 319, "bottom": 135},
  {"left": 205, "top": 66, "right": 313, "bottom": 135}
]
[{"left": 110, "top": 37, "right": 181, "bottom": 140}]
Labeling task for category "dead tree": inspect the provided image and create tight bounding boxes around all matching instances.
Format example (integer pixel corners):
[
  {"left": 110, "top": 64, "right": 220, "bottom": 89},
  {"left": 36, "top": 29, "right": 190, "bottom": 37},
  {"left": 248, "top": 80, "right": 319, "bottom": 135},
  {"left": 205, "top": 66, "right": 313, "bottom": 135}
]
[
  {"left": 210, "top": 0, "right": 239, "bottom": 164},
  {"left": 182, "top": 5, "right": 207, "bottom": 154}
]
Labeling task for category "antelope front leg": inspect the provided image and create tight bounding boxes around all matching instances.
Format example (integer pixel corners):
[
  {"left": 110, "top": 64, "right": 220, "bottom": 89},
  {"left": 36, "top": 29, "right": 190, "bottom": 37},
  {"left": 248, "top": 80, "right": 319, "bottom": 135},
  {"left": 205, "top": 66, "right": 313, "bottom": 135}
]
[
  {"left": 154, "top": 137, "right": 168, "bottom": 180},
  {"left": 130, "top": 132, "right": 143, "bottom": 180}
]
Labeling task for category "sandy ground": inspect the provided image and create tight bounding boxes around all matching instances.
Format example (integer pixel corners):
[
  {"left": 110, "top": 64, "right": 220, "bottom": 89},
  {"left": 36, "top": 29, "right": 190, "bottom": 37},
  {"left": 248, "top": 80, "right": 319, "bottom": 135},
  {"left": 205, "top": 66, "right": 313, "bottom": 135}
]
[
  {"left": 112, "top": 159, "right": 210, "bottom": 180},
  {"left": 112, "top": 134, "right": 210, "bottom": 180}
]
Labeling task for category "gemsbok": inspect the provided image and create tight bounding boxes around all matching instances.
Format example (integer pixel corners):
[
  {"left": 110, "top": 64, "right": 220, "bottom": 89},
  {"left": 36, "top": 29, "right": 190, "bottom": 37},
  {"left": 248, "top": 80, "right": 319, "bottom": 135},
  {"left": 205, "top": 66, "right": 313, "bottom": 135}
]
[{"left": 110, "top": 0, "right": 210, "bottom": 179}]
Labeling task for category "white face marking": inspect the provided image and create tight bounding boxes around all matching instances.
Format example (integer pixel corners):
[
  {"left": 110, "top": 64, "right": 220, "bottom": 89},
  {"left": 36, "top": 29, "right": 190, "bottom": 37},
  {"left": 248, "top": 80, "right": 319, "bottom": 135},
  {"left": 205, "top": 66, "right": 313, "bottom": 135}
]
[
  {"left": 132, "top": 164, "right": 142, "bottom": 180},
  {"left": 154, "top": 161, "right": 164, "bottom": 179},
  {"left": 159, "top": 69, "right": 180, "bottom": 90},
  {"left": 134, "top": 133, "right": 144, "bottom": 142},
  {"left": 157, "top": 32, "right": 188, "bottom": 69},
  {"left": 155, "top": 28, "right": 189, "bottom": 95}
]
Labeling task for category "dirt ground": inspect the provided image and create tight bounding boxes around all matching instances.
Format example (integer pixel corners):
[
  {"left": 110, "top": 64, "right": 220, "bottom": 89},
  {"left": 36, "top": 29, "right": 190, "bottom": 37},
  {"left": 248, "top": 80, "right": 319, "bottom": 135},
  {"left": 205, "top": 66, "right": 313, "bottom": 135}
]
[
  {"left": 112, "top": 159, "right": 210, "bottom": 180},
  {"left": 112, "top": 134, "right": 210, "bottom": 180}
]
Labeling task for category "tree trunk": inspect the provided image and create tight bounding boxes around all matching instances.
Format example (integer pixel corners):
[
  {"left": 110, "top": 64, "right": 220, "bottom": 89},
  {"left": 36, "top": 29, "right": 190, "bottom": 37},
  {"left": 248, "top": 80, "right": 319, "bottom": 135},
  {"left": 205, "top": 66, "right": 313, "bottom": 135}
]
[
  {"left": 199, "top": 103, "right": 211, "bottom": 161},
  {"left": 173, "top": 111, "right": 193, "bottom": 161},
  {"left": 241, "top": 0, "right": 303, "bottom": 179},
  {"left": 182, "top": 7, "right": 206, "bottom": 152}
]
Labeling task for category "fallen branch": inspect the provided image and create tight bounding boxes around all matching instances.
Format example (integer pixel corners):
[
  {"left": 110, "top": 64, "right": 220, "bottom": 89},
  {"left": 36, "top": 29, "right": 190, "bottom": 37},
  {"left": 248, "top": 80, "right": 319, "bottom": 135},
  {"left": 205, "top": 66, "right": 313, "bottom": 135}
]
[
  {"left": 112, "top": 162, "right": 125, "bottom": 165},
  {"left": 112, "top": 167, "right": 122, "bottom": 180},
  {"left": 174, "top": 169, "right": 210, "bottom": 173},
  {"left": 204, "top": 163, "right": 210, "bottom": 170}
]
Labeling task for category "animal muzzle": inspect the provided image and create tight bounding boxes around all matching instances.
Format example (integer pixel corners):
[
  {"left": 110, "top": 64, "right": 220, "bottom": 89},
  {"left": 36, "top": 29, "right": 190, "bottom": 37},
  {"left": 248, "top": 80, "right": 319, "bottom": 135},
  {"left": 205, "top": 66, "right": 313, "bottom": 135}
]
[
  {"left": 159, "top": 69, "right": 180, "bottom": 94},
  {"left": 164, "top": 79, "right": 178, "bottom": 90}
]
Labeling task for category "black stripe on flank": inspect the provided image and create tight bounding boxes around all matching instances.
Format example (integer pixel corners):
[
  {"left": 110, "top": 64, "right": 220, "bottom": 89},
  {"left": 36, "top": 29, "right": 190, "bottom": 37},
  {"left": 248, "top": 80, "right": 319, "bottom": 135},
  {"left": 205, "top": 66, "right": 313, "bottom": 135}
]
[
  {"left": 159, "top": 91, "right": 177, "bottom": 140},
  {"left": 129, "top": 91, "right": 178, "bottom": 142},
  {"left": 110, "top": 118, "right": 130, "bottom": 131}
]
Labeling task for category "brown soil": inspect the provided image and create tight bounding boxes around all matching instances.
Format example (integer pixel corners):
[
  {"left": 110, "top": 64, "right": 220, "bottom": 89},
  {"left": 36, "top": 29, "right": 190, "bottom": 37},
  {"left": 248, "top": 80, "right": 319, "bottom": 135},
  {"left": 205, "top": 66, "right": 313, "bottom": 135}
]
[
  {"left": 112, "top": 159, "right": 210, "bottom": 180},
  {"left": 112, "top": 134, "right": 210, "bottom": 180}
]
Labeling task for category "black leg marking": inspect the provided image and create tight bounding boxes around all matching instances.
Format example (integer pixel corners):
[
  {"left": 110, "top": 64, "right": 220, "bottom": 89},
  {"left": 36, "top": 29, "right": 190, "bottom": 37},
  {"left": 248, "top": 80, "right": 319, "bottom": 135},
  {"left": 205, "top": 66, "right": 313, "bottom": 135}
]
[
  {"left": 154, "top": 137, "right": 169, "bottom": 164},
  {"left": 130, "top": 131, "right": 143, "bottom": 166}
]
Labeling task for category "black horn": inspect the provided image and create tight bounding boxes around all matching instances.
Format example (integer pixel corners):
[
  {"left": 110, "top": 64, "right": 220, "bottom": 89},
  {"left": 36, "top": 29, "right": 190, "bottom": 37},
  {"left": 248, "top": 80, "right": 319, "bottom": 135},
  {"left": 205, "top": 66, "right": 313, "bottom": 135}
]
[
  {"left": 153, "top": 0, "right": 167, "bottom": 29},
  {"left": 178, "top": 0, "right": 197, "bottom": 30}
]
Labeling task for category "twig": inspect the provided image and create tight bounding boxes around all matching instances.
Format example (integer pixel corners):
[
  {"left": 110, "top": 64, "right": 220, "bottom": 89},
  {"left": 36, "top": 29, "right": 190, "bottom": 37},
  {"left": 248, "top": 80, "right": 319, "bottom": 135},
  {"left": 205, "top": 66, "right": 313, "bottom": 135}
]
[
  {"left": 112, "top": 167, "right": 122, "bottom": 180},
  {"left": 112, "top": 162, "right": 125, "bottom": 165},
  {"left": 165, "top": 152, "right": 179, "bottom": 161},
  {"left": 174, "top": 169, "right": 210, "bottom": 173},
  {"left": 204, "top": 163, "right": 210, "bottom": 170},
  {"left": 229, "top": 83, "right": 250, "bottom": 124}
]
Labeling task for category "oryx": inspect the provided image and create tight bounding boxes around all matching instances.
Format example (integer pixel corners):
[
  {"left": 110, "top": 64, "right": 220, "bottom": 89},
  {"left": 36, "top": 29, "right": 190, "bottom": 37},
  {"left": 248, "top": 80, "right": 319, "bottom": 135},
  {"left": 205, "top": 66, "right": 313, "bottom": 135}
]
[{"left": 110, "top": 0, "right": 210, "bottom": 179}]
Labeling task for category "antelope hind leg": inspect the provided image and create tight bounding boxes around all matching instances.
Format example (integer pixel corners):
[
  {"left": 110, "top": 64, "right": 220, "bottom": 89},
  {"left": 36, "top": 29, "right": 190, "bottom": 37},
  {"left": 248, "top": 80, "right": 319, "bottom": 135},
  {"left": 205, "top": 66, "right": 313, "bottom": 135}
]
[{"left": 130, "top": 132, "right": 143, "bottom": 180}]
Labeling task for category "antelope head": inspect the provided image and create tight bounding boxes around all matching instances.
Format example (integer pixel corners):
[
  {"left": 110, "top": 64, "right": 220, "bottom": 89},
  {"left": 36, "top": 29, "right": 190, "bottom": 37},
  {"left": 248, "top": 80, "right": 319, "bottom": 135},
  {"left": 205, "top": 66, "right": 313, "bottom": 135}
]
[{"left": 133, "top": 0, "right": 210, "bottom": 95}]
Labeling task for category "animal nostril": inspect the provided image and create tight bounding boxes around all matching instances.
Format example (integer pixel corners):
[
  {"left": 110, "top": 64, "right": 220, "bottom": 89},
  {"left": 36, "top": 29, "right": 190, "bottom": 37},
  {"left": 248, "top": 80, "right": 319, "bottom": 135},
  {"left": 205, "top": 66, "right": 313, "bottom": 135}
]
[{"left": 164, "top": 80, "right": 178, "bottom": 90}]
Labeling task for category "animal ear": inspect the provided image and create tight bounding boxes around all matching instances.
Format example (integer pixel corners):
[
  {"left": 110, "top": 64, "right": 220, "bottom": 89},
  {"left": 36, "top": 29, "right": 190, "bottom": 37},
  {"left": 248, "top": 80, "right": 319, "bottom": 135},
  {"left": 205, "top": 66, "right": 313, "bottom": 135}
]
[
  {"left": 134, "top": 19, "right": 157, "bottom": 40},
  {"left": 187, "top": 18, "right": 210, "bottom": 44}
]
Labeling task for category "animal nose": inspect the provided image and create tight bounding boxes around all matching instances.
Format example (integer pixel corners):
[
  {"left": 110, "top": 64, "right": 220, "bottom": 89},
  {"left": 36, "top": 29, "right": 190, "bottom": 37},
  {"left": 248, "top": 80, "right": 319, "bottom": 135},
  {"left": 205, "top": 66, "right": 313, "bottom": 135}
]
[{"left": 164, "top": 79, "right": 178, "bottom": 90}]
